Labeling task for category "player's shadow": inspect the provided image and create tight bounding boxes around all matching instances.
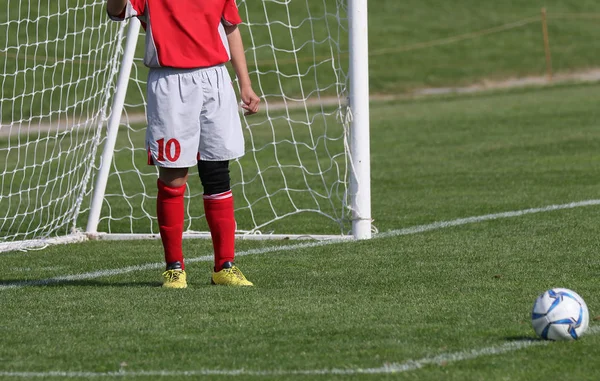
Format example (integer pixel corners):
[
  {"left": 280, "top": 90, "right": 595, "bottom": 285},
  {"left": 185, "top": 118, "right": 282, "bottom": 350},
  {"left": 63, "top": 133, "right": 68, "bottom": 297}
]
[
  {"left": 51, "top": 279, "right": 162, "bottom": 288},
  {"left": 0, "top": 279, "right": 161, "bottom": 288}
]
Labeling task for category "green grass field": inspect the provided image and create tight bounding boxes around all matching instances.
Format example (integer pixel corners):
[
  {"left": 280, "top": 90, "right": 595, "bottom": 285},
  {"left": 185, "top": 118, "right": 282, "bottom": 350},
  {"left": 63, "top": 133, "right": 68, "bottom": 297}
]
[
  {"left": 3, "top": 0, "right": 600, "bottom": 379},
  {"left": 2, "top": 83, "right": 600, "bottom": 380}
]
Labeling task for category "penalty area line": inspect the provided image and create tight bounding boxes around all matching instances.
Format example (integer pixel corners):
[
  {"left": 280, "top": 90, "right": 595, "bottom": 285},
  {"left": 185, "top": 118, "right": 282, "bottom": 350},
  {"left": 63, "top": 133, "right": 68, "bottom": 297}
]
[
  {"left": 1, "top": 199, "right": 600, "bottom": 291},
  {"left": 1, "top": 326, "right": 598, "bottom": 378}
]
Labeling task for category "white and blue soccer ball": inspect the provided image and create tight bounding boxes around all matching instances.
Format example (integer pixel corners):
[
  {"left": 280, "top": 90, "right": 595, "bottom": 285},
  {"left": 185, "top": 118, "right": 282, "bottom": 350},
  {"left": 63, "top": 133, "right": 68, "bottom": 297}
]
[{"left": 531, "top": 288, "right": 589, "bottom": 341}]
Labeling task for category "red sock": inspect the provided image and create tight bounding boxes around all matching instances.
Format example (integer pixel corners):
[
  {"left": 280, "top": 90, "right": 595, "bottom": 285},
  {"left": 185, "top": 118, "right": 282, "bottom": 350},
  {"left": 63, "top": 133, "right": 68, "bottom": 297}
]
[
  {"left": 157, "top": 179, "right": 186, "bottom": 270},
  {"left": 204, "top": 190, "right": 235, "bottom": 272}
]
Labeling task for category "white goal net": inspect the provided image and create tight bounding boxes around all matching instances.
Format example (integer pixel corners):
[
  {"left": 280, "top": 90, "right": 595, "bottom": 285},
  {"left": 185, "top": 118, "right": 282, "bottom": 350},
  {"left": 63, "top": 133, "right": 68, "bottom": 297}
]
[
  {"left": 0, "top": 0, "right": 369, "bottom": 252},
  {"left": 0, "top": 1, "right": 122, "bottom": 250}
]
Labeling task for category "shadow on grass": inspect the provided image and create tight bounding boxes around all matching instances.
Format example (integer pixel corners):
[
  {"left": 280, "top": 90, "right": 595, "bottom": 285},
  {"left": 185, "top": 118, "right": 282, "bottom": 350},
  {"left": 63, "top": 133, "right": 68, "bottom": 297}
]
[
  {"left": 504, "top": 335, "right": 543, "bottom": 342},
  {"left": 0, "top": 279, "right": 161, "bottom": 288}
]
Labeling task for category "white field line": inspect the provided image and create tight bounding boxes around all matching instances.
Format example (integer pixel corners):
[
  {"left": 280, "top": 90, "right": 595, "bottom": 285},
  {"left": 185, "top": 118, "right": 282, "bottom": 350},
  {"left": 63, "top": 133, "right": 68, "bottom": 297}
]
[
  {"left": 1, "top": 326, "right": 598, "bottom": 378},
  {"left": 2, "top": 199, "right": 600, "bottom": 292}
]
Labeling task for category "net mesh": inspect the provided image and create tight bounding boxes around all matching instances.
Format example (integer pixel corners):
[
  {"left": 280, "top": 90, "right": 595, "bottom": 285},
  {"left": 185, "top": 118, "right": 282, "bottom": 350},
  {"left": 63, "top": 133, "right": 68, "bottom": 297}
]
[
  {"left": 94, "top": 0, "right": 352, "bottom": 237},
  {"left": 0, "top": 0, "right": 352, "bottom": 250},
  {"left": 0, "top": 0, "right": 122, "bottom": 246}
]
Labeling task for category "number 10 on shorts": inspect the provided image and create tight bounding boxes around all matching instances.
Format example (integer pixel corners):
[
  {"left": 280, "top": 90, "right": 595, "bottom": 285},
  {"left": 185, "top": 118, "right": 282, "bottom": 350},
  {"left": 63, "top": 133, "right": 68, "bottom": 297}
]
[{"left": 156, "top": 138, "right": 181, "bottom": 162}]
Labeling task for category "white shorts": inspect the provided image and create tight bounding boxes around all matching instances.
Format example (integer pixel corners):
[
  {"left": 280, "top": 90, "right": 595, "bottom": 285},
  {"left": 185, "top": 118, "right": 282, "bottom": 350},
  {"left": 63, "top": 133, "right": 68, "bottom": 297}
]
[{"left": 145, "top": 65, "right": 244, "bottom": 167}]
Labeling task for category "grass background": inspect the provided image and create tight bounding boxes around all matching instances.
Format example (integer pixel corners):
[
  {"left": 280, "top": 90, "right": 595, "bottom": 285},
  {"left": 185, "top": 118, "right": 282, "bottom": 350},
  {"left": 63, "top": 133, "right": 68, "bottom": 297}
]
[
  {"left": 368, "top": 0, "right": 600, "bottom": 92},
  {"left": 2, "top": 0, "right": 600, "bottom": 379},
  {"left": 2, "top": 83, "right": 600, "bottom": 380}
]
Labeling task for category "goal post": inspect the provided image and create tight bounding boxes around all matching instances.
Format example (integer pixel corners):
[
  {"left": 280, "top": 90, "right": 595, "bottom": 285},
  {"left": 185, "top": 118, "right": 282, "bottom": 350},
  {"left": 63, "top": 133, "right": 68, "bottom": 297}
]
[
  {"left": 348, "top": 0, "right": 371, "bottom": 240},
  {"left": 0, "top": 0, "right": 371, "bottom": 252},
  {"left": 86, "top": 17, "right": 141, "bottom": 237}
]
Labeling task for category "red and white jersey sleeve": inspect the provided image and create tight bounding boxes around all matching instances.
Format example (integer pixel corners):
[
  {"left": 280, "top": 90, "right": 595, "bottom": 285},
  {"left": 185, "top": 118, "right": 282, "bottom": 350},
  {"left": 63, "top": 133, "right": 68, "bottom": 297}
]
[
  {"left": 108, "top": 0, "right": 243, "bottom": 69},
  {"left": 222, "top": 0, "right": 242, "bottom": 26}
]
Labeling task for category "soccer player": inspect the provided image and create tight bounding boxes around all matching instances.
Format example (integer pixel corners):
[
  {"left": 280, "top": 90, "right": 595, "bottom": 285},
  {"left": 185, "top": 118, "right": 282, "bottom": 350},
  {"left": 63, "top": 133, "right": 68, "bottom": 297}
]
[{"left": 106, "top": 0, "right": 260, "bottom": 288}]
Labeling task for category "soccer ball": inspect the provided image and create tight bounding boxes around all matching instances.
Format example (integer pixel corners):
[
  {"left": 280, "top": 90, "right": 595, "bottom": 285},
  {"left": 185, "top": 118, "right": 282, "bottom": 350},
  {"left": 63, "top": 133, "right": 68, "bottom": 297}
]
[{"left": 531, "top": 288, "right": 589, "bottom": 341}]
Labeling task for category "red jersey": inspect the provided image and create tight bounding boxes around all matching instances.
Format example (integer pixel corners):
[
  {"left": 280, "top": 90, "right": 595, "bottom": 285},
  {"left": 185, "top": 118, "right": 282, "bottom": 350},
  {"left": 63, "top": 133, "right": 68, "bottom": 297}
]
[{"left": 110, "top": 0, "right": 242, "bottom": 68}]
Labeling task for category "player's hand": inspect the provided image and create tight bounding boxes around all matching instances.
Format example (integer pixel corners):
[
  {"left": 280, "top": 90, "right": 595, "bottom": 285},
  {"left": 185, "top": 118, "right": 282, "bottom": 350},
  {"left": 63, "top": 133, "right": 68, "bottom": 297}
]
[{"left": 240, "top": 86, "right": 260, "bottom": 116}]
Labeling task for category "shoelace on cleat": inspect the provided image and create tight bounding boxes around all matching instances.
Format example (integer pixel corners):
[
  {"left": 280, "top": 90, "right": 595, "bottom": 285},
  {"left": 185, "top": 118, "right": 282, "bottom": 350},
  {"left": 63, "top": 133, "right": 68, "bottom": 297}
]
[
  {"left": 224, "top": 267, "right": 245, "bottom": 280},
  {"left": 164, "top": 270, "right": 182, "bottom": 281}
]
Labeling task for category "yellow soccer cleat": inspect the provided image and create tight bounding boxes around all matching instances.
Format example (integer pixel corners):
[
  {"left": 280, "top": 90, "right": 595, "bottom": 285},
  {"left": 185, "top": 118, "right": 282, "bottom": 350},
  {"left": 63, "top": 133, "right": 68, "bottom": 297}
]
[
  {"left": 162, "top": 268, "right": 188, "bottom": 289},
  {"left": 211, "top": 262, "right": 253, "bottom": 286}
]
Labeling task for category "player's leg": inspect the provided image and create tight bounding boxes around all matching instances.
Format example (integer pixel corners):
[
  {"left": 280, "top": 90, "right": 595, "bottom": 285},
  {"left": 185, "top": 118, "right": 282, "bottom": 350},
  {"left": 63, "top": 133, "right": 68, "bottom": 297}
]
[
  {"left": 156, "top": 167, "right": 188, "bottom": 288},
  {"left": 147, "top": 67, "right": 203, "bottom": 288},
  {"left": 198, "top": 160, "right": 232, "bottom": 271},
  {"left": 197, "top": 160, "right": 232, "bottom": 271},
  {"left": 198, "top": 65, "right": 251, "bottom": 286},
  {"left": 198, "top": 160, "right": 252, "bottom": 286},
  {"left": 157, "top": 167, "right": 188, "bottom": 266}
]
